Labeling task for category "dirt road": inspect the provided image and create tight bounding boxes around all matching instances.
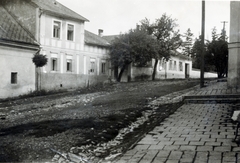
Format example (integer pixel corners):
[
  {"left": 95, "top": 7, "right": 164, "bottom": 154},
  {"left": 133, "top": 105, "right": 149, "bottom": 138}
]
[{"left": 0, "top": 79, "right": 199, "bottom": 162}]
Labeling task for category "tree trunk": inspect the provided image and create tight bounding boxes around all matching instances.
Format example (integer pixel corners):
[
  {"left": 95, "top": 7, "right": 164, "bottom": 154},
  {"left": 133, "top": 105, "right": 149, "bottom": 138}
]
[
  {"left": 35, "top": 67, "right": 38, "bottom": 91},
  {"left": 152, "top": 59, "right": 159, "bottom": 81},
  {"left": 36, "top": 67, "right": 41, "bottom": 91},
  {"left": 117, "top": 64, "right": 126, "bottom": 82}
]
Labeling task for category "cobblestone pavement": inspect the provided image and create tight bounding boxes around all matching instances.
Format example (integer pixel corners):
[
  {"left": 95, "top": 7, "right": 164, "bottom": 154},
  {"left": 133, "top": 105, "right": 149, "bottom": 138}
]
[
  {"left": 114, "top": 81, "right": 240, "bottom": 163},
  {"left": 194, "top": 80, "right": 240, "bottom": 95}
]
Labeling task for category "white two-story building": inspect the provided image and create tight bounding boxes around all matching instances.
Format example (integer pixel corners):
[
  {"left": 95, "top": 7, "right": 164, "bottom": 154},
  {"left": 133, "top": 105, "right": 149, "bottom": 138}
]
[{"left": 1, "top": 0, "right": 110, "bottom": 96}]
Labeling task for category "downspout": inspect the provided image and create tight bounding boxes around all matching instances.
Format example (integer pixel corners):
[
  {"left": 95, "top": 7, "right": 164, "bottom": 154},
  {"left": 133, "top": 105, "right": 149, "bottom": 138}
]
[{"left": 36, "top": 8, "right": 43, "bottom": 91}]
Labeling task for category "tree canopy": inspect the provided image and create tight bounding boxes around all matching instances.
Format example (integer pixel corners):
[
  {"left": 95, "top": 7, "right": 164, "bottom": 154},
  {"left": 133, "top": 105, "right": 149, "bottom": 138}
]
[
  {"left": 182, "top": 28, "right": 194, "bottom": 57},
  {"left": 141, "top": 14, "right": 182, "bottom": 80},
  {"left": 205, "top": 27, "right": 228, "bottom": 78},
  {"left": 32, "top": 51, "right": 48, "bottom": 68},
  {"left": 191, "top": 27, "right": 228, "bottom": 78},
  {"left": 109, "top": 29, "right": 156, "bottom": 82}
]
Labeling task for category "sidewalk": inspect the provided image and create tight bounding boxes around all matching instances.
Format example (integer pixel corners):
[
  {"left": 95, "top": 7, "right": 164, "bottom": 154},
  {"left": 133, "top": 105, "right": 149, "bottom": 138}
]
[{"left": 113, "top": 80, "right": 240, "bottom": 163}]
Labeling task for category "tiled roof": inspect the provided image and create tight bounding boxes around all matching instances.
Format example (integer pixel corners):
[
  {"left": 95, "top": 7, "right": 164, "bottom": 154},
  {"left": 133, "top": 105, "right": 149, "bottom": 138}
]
[
  {"left": 31, "top": 0, "right": 89, "bottom": 22},
  {"left": 102, "top": 35, "right": 119, "bottom": 43},
  {"left": 0, "top": 6, "right": 38, "bottom": 45},
  {"left": 85, "top": 30, "right": 110, "bottom": 47},
  {"left": 170, "top": 50, "right": 191, "bottom": 60}
]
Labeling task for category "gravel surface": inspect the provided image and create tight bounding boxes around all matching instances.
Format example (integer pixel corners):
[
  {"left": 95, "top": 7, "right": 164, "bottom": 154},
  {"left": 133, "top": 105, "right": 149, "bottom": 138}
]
[{"left": 0, "top": 79, "right": 200, "bottom": 162}]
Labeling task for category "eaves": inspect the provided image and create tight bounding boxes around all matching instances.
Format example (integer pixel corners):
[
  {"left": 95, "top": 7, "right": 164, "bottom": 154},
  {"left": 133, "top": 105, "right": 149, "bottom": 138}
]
[
  {"left": 85, "top": 42, "right": 110, "bottom": 48},
  {"left": 42, "top": 9, "right": 89, "bottom": 22},
  {"left": 0, "top": 39, "right": 40, "bottom": 51}
]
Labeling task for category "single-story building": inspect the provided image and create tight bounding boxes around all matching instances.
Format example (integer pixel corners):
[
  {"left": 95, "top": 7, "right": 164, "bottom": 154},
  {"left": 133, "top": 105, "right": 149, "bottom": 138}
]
[{"left": 0, "top": 6, "right": 39, "bottom": 99}]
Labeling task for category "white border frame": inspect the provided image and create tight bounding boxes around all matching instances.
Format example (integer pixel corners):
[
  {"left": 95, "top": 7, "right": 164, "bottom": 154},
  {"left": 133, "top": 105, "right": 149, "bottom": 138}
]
[
  {"left": 52, "top": 19, "right": 63, "bottom": 39},
  {"left": 66, "top": 22, "right": 75, "bottom": 42}
]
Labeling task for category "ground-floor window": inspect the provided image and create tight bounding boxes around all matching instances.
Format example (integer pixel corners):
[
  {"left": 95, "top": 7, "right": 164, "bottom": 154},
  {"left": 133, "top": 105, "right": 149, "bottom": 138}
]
[
  {"left": 102, "top": 60, "right": 106, "bottom": 74},
  {"left": 11, "top": 72, "right": 17, "bottom": 84},
  {"left": 179, "top": 61, "right": 183, "bottom": 71},
  {"left": 174, "top": 61, "right": 177, "bottom": 70},
  {"left": 52, "top": 58, "right": 57, "bottom": 71},
  {"left": 169, "top": 60, "right": 173, "bottom": 70},
  {"left": 66, "top": 59, "right": 72, "bottom": 72},
  {"left": 90, "top": 58, "right": 95, "bottom": 73}
]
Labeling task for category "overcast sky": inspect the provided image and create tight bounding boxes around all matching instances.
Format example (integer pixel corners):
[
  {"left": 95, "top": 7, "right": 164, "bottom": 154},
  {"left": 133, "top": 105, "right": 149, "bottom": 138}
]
[{"left": 57, "top": 0, "right": 230, "bottom": 40}]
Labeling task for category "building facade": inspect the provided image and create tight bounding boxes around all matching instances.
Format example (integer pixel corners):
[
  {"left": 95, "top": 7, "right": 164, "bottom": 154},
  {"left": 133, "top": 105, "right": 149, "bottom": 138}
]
[
  {"left": 129, "top": 54, "right": 192, "bottom": 82},
  {"left": 1, "top": 0, "right": 110, "bottom": 94},
  {"left": 0, "top": 6, "right": 39, "bottom": 98}
]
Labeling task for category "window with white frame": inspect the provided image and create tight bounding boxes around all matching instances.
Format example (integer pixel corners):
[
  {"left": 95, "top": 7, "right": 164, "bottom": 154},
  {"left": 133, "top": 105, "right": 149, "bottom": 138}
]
[
  {"left": 67, "top": 24, "right": 74, "bottom": 41},
  {"left": 159, "top": 60, "right": 163, "bottom": 71},
  {"left": 174, "top": 61, "right": 177, "bottom": 70},
  {"left": 66, "top": 59, "right": 72, "bottom": 72},
  {"left": 53, "top": 21, "right": 61, "bottom": 39},
  {"left": 169, "top": 60, "right": 173, "bottom": 70},
  {"left": 90, "top": 58, "right": 96, "bottom": 73},
  {"left": 179, "top": 61, "right": 183, "bottom": 71},
  {"left": 51, "top": 58, "right": 58, "bottom": 71}
]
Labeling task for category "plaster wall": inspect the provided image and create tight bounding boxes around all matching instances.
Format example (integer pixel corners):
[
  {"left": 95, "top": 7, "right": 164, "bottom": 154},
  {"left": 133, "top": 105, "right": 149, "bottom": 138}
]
[
  {"left": 40, "top": 14, "right": 85, "bottom": 51},
  {"left": 190, "top": 69, "right": 217, "bottom": 79},
  {"left": 122, "top": 57, "right": 193, "bottom": 81},
  {"left": 0, "top": 46, "right": 36, "bottom": 99},
  {"left": 40, "top": 73, "right": 108, "bottom": 91},
  {"left": 39, "top": 45, "right": 109, "bottom": 90},
  {"left": 38, "top": 13, "right": 110, "bottom": 90},
  {"left": 228, "top": 1, "right": 240, "bottom": 88}
]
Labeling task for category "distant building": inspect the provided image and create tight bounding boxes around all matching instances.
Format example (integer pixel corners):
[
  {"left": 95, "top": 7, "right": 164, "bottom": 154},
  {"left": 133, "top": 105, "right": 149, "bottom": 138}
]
[
  {"left": 103, "top": 35, "right": 193, "bottom": 82},
  {"left": 0, "top": 6, "right": 39, "bottom": 98}
]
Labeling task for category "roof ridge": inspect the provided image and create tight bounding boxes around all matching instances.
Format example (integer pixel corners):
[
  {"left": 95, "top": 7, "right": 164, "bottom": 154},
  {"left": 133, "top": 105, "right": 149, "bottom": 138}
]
[
  {"left": 30, "top": 0, "right": 89, "bottom": 22},
  {"left": 54, "top": 0, "right": 89, "bottom": 21},
  {"left": 2, "top": 6, "right": 39, "bottom": 45},
  {"left": 84, "top": 30, "right": 110, "bottom": 47}
]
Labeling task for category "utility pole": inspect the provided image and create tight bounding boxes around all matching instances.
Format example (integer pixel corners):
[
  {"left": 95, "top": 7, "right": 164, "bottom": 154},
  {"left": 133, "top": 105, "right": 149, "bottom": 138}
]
[
  {"left": 200, "top": 0, "right": 205, "bottom": 88},
  {"left": 221, "top": 21, "right": 228, "bottom": 40},
  {"left": 221, "top": 21, "right": 228, "bottom": 30},
  {"left": 221, "top": 21, "right": 228, "bottom": 77}
]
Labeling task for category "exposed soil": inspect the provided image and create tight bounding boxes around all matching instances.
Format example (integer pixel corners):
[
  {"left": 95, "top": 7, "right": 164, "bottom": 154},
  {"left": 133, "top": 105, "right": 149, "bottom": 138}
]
[{"left": 0, "top": 79, "right": 199, "bottom": 162}]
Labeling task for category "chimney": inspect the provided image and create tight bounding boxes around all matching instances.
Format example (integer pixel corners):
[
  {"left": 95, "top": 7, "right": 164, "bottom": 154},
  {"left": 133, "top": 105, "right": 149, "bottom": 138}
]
[
  {"left": 98, "top": 29, "right": 103, "bottom": 37},
  {"left": 136, "top": 24, "right": 140, "bottom": 30}
]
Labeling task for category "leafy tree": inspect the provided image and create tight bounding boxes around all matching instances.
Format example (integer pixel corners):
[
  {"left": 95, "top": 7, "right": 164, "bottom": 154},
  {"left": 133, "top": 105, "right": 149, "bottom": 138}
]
[
  {"left": 32, "top": 53, "right": 48, "bottom": 67},
  {"left": 141, "top": 14, "right": 182, "bottom": 80},
  {"left": 32, "top": 50, "right": 48, "bottom": 91},
  {"left": 109, "top": 29, "right": 156, "bottom": 82},
  {"left": 182, "top": 28, "right": 194, "bottom": 57},
  {"left": 191, "top": 36, "right": 203, "bottom": 69},
  {"left": 205, "top": 27, "right": 228, "bottom": 78}
]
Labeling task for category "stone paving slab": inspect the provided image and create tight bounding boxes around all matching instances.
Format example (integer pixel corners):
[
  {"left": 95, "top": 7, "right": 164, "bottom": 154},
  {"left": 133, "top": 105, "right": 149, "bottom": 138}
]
[
  {"left": 114, "top": 103, "right": 240, "bottom": 163},
  {"left": 113, "top": 80, "right": 240, "bottom": 163}
]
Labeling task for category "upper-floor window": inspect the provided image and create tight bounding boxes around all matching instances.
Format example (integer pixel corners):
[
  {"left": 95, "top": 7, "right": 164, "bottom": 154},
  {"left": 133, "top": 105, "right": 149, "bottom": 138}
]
[
  {"left": 67, "top": 24, "right": 74, "bottom": 41},
  {"left": 53, "top": 21, "right": 61, "bottom": 39}
]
